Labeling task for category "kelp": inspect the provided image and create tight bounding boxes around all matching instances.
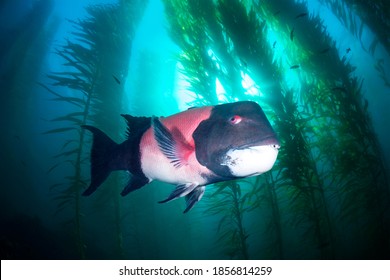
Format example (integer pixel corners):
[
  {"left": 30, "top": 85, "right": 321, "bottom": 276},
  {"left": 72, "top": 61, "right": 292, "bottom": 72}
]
[
  {"left": 204, "top": 181, "right": 251, "bottom": 259},
  {"left": 374, "top": 59, "right": 390, "bottom": 88},
  {"left": 256, "top": 0, "right": 389, "bottom": 258},
  {"left": 163, "top": 0, "right": 220, "bottom": 105},
  {"left": 163, "top": 0, "right": 281, "bottom": 259},
  {"left": 40, "top": 36, "right": 96, "bottom": 258},
  {"left": 162, "top": 0, "right": 389, "bottom": 259},
  {"left": 217, "top": 0, "right": 336, "bottom": 258},
  {"left": 273, "top": 90, "right": 334, "bottom": 259},
  {"left": 165, "top": 0, "right": 274, "bottom": 259},
  {"left": 317, "top": 0, "right": 390, "bottom": 89},
  {"left": 42, "top": 1, "right": 147, "bottom": 258},
  {"left": 0, "top": 0, "right": 54, "bottom": 96},
  {"left": 319, "top": 0, "right": 390, "bottom": 56},
  {"left": 253, "top": 173, "right": 284, "bottom": 259}
]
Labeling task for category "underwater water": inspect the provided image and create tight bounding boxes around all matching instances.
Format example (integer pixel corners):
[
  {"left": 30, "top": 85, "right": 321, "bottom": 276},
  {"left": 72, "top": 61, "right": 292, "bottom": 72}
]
[{"left": 1, "top": 0, "right": 390, "bottom": 260}]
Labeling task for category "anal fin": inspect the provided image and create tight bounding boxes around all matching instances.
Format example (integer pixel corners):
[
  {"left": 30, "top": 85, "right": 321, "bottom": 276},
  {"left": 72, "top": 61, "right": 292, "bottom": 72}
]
[
  {"left": 159, "top": 183, "right": 198, "bottom": 204},
  {"left": 82, "top": 169, "right": 110, "bottom": 196},
  {"left": 121, "top": 176, "right": 149, "bottom": 196}
]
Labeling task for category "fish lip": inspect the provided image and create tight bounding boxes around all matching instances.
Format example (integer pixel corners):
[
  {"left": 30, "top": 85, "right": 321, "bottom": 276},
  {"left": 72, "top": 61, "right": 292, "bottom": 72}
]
[{"left": 236, "top": 135, "right": 280, "bottom": 150}]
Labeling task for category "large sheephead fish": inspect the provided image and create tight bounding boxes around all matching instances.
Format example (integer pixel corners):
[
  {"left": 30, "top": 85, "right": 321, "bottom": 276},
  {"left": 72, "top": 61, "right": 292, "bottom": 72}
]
[{"left": 82, "top": 101, "right": 280, "bottom": 212}]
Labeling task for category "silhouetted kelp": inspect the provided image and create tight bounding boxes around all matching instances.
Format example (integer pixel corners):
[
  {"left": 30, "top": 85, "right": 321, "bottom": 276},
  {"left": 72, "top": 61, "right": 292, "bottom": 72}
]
[
  {"left": 256, "top": 0, "right": 389, "bottom": 259},
  {"left": 41, "top": 1, "right": 147, "bottom": 259},
  {"left": 318, "top": 0, "right": 390, "bottom": 93},
  {"left": 203, "top": 180, "right": 254, "bottom": 259},
  {"left": 0, "top": 0, "right": 54, "bottom": 94},
  {"left": 319, "top": 0, "right": 390, "bottom": 57},
  {"left": 163, "top": 0, "right": 390, "bottom": 259}
]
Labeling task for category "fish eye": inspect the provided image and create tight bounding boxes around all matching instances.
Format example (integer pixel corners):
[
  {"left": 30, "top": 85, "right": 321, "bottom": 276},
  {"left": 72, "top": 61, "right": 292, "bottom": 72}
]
[{"left": 229, "top": 115, "right": 242, "bottom": 124}]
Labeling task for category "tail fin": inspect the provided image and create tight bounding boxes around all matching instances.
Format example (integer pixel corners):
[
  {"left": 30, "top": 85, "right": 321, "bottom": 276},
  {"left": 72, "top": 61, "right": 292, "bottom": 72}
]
[{"left": 81, "top": 125, "right": 118, "bottom": 196}]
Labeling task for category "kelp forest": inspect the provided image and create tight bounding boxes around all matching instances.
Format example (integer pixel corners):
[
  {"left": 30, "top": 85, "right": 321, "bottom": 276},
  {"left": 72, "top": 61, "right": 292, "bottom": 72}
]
[{"left": 1, "top": 0, "right": 389, "bottom": 260}]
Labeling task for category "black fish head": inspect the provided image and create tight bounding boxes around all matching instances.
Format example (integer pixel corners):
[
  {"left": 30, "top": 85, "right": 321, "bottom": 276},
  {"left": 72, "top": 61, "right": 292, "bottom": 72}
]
[{"left": 193, "top": 101, "right": 280, "bottom": 179}]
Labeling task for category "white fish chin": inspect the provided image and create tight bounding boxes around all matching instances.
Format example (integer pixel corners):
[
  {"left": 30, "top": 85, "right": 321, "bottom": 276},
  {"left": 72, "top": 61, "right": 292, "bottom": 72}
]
[{"left": 221, "top": 145, "right": 279, "bottom": 177}]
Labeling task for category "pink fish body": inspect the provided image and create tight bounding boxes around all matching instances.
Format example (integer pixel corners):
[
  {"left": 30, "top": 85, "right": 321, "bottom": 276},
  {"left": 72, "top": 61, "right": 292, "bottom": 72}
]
[{"left": 140, "top": 106, "right": 213, "bottom": 186}]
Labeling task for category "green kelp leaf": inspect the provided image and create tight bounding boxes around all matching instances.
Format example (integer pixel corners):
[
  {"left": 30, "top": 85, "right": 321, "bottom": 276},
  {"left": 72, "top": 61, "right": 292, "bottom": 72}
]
[
  {"left": 64, "top": 60, "right": 92, "bottom": 78},
  {"left": 50, "top": 96, "right": 86, "bottom": 106},
  {"left": 235, "top": 183, "right": 241, "bottom": 197},
  {"left": 47, "top": 157, "right": 77, "bottom": 174},
  {"left": 210, "top": 184, "right": 230, "bottom": 197},
  {"left": 67, "top": 112, "right": 86, "bottom": 117},
  {"left": 63, "top": 159, "right": 77, "bottom": 168},
  {"left": 53, "top": 148, "right": 79, "bottom": 158},
  {"left": 64, "top": 175, "right": 87, "bottom": 187},
  {"left": 46, "top": 163, "right": 62, "bottom": 174},
  {"left": 67, "top": 184, "right": 85, "bottom": 195},
  {"left": 49, "top": 183, "right": 66, "bottom": 191},
  {"left": 71, "top": 36, "right": 94, "bottom": 48},
  {"left": 47, "top": 74, "right": 82, "bottom": 85},
  {"left": 38, "top": 82, "right": 64, "bottom": 98},
  {"left": 66, "top": 40, "right": 94, "bottom": 58},
  {"left": 43, "top": 127, "right": 76, "bottom": 134},
  {"left": 240, "top": 193, "right": 250, "bottom": 207},
  {"left": 53, "top": 193, "right": 76, "bottom": 201},
  {"left": 374, "top": 59, "right": 384, "bottom": 73},
  {"left": 206, "top": 201, "right": 229, "bottom": 215},
  {"left": 41, "top": 82, "right": 87, "bottom": 106},
  {"left": 54, "top": 199, "right": 75, "bottom": 216},
  {"left": 216, "top": 227, "right": 235, "bottom": 243},
  {"left": 56, "top": 198, "right": 74, "bottom": 209},
  {"left": 49, "top": 71, "right": 85, "bottom": 78},
  {"left": 368, "top": 37, "right": 379, "bottom": 56},
  {"left": 50, "top": 114, "right": 84, "bottom": 124},
  {"left": 358, "top": 21, "right": 364, "bottom": 41},
  {"left": 60, "top": 139, "right": 78, "bottom": 151},
  {"left": 217, "top": 215, "right": 228, "bottom": 232},
  {"left": 349, "top": 9, "right": 356, "bottom": 37}
]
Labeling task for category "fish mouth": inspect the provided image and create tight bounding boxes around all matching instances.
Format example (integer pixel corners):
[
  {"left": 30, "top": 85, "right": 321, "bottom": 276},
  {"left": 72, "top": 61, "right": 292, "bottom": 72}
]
[
  {"left": 222, "top": 143, "right": 280, "bottom": 177},
  {"left": 238, "top": 135, "right": 280, "bottom": 150}
]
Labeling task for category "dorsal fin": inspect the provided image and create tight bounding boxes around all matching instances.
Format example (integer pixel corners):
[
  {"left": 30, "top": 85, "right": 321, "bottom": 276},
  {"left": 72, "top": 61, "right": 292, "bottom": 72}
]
[{"left": 121, "top": 115, "right": 151, "bottom": 138}]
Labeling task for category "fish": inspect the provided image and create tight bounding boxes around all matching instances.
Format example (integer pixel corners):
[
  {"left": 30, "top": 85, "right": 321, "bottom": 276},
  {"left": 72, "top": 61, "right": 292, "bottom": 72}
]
[
  {"left": 290, "top": 65, "right": 300, "bottom": 69},
  {"left": 295, "top": 12, "right": 308, "bottom": 19},
  {"left": 290, "top": 27, "right": 295, "bottom": 41},
  {"left": 112, "top": 75, "right": 121, "bottom": 84},
  {"left": 318, "top": 47, "right": 330, "bottom": 54},
  {"left": 346, "top": 47, "right": 351, "bottom": 54},
  {"left": 82, "top": 101, "right": 280, "bottom": 213},
  {"left": 331, "top": 86, "right": 347, "bottom": 92},
  {"left": 273, "top": 41, "right": 277, "bottom": 48}
]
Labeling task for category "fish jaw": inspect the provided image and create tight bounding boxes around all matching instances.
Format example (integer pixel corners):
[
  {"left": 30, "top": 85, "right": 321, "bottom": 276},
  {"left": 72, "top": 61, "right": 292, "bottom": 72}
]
[{"left": 221, "top": 144, "right": 279, "bottom": 177}]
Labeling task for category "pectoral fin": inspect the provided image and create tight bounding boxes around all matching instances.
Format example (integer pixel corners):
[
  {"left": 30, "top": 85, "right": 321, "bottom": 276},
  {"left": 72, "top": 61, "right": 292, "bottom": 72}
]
[
  {"left": 184, "top": 186, "right": 206, "bottom": 213},
  {"left": 152, "top": 117, "right": 194, "bottom": 168},
  {"left": 159, "top": 183, "right": 198, "bottom": 203}
]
